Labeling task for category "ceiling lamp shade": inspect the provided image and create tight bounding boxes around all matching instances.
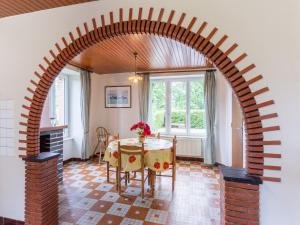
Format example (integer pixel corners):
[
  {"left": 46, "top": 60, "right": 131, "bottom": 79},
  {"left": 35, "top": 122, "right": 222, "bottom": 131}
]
[{"left": 128, "top": 52, "right": 143, "bottom": 83}]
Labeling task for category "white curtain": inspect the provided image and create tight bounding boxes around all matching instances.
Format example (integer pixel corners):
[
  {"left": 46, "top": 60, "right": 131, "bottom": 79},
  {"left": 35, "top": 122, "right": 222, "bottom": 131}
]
[
  {"left": 138, "top": 73, "right": 150, "bottom": 122},
  {"left": 204, "top": 70, "right": 216, "bottom": 165},
  {"left": 80, "top": 69, "right": 91, "bottom": 159}
]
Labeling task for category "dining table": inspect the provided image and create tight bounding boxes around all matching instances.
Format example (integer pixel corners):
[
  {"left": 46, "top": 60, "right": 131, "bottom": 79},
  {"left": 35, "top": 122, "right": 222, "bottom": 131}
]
[{"left": 103, "top": 137, "right": 173, "bottom": 192}]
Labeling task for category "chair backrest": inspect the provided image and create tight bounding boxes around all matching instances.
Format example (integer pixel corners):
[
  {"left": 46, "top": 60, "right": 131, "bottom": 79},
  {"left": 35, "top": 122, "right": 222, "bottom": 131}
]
[
  {"left": 117, "top": 142, "right": 145, "bottom": 170},
  {"left": 96, "top": 127, "right": 109, "bottom": 140}
]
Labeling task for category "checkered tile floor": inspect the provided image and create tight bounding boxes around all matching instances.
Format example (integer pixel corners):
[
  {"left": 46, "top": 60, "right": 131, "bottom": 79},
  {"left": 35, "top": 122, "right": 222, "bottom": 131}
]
[{"left": 59, "top": 160, "right": 221, "bottom": 225}]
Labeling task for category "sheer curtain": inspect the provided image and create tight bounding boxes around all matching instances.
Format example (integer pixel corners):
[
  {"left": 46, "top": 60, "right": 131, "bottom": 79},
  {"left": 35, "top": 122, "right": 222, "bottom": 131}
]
[
  {"left": 204, "top": 70, "right": 216, "bottom": 165},
  {"left": 80, "top": 69, "right": 91, "bottom": 159},
  {"left": 138, "top": 73, "right": 150, "bottom": 122}
]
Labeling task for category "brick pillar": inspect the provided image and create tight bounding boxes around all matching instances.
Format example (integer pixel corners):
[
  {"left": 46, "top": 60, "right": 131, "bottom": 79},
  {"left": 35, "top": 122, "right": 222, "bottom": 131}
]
[
  {"left": 219, "top": 166, "right": 261, "bottom": 225},
  {"left": 24, "top": 152, "right": 60, "bottom": 225}
]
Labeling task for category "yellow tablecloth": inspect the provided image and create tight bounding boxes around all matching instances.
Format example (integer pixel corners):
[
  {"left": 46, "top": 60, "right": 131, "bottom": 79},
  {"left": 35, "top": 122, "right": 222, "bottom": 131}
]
[{"left": 104, "top": 138, "right": 173, "bottom": 172}]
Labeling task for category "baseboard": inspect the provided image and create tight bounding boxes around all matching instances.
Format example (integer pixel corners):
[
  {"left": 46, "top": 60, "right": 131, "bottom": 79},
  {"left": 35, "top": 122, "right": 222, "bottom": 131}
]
[
  {"left": 64, "top": 155, "right": 204, "bottom": 164},
  {"left": 63, "top": 157, "right": 92, "bottom": 164},
  {"left": 176, "top": 155, "right": 203, "bottom": 162},
  {"left": 0, "top": 216, "right": 24, "bottom": 224},
  {"left": 215, "top": 162, "right": 225, "bottom": 167}
]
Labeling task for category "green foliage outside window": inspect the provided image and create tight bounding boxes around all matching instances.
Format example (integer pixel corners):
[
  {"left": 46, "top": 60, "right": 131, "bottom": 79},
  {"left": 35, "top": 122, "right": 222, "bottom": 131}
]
[
  {"left": 151, "top": 78, "right": 205, "bottom": 133},
  {"left": 152, "top": 109, "right": 205, "bottom": 131}
]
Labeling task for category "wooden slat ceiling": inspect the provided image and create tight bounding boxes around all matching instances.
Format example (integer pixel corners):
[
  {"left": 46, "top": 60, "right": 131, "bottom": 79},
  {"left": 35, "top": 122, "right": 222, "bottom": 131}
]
[
  {"left": 0, "top": 0, "right": 96, "bottom": 18},
  {"left": 71, "top": 34, "right": 208, "bottom": 74}
]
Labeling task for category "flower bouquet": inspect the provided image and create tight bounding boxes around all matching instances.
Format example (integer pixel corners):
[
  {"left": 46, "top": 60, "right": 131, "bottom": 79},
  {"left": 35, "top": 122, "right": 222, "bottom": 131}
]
[{"left": 130, "top": 121, "right": 151, "bottom": 142}]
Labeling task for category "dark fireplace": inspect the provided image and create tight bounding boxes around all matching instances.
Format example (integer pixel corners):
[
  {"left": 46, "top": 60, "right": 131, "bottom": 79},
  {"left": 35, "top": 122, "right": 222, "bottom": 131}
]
[{"left": 39, "top": 126, "right": 65, "bottom": 183}]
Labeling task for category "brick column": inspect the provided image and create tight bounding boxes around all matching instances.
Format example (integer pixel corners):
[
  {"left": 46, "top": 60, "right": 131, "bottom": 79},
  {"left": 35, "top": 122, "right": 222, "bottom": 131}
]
[
  {"left": 219, "top": 166, "right": 262, "bottom": 225},
  {"left": 24, "top": 152, "right": 60, "bottom": 225}
]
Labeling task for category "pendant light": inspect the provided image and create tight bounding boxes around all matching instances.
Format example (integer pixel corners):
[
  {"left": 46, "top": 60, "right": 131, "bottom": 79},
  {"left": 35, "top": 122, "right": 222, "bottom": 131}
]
[{"left": 128, "top": 52, "right": 143, "bottom": 83}]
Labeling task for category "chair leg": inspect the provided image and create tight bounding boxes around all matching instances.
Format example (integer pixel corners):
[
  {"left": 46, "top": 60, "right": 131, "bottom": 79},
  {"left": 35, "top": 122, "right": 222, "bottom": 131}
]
[
  {"left": 117, "top": 168, "right": 121, "bottom": 194},
  {"left": 141, "top": 170, "right": 144, "bottom": 198},
  {"left": 92, "top": 141, "right": 100, "bottom": 157},
  {"left": 106, "top": 162, "right": 110, "bottom": 183},
  {"left": 98, "top": 147, "right": 102, "bottom": 163},
  {"left": 125, "top": 172, "right": 128, "bottom": 187},
  {"left": 147, "top": 170, "right": 151, "bottom": 186},
  {"left": 172, "top": 166, "right": 176, "bottom": 191},
  {"left": 150, "top": 170, "right": 155, "bottom": 197}
]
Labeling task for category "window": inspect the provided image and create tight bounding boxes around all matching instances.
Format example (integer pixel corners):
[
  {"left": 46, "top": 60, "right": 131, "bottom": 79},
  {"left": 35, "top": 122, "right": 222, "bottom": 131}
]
[
  {"left": 50, "top": 70, "right": 69, "bottom": 136},
  {"left": 149, "top": 74, "right": 205, "bottom": 137}
]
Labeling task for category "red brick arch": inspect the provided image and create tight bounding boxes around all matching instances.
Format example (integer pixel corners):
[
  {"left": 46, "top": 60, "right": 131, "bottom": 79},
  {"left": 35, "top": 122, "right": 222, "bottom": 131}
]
[{"left": 19, "top": 7, "right": 281, "bottom": 224}]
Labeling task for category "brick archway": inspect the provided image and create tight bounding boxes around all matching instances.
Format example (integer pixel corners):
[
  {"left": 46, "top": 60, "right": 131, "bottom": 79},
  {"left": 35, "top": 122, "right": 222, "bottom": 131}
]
[{"left": 19, "top": 7, "right": 281, "bottom": 224}]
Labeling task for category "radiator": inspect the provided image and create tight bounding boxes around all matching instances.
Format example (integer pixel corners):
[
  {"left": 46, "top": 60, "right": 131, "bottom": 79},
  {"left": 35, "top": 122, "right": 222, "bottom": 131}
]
[{"left": 161, "top": 136, "right": 204, "bottom": 158}]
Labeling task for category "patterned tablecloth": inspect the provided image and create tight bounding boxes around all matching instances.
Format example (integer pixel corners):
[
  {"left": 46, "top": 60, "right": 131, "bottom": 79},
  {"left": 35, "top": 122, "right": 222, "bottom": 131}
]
[{"left": 104, "top": 138, "right": 173, "bottom": 172}]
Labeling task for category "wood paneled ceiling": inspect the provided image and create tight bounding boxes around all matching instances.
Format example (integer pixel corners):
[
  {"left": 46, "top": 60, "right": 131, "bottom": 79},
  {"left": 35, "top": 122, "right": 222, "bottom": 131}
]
[
  {"left": 0, "top": 0, "right": 96, "bottom": 18},
  {"left": 70, "top": 34, "right": 208, "bottom": 74}
]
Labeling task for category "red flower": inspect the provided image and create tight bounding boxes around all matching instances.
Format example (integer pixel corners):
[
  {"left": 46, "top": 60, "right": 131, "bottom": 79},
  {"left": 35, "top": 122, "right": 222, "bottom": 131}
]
[
  {"left": 113, "top": 151, "right": 118, "bottom": 159},
  {"left": 130, "top": 124, "right": 138, "bottom": 131},
  {"left": 130, "top": 121, "right": 152, "bottom": 136},
  {"left": 129, "top": 155, "right": 136, "bottom": 163},
  {"left": 154, "top": 162, "right": 160, "bottom": 169},
  {"left": 142, "top": 129, "right": 151, "bottom": 136},
  {"left": 163, "top": 162, "right": 169, "bottom": 170}
]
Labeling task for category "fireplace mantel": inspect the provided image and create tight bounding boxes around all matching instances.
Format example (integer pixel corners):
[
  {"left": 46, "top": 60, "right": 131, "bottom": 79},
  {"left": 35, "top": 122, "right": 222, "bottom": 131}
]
[{"left": 40, "top": 125, "right": 67, "bottom": 133}]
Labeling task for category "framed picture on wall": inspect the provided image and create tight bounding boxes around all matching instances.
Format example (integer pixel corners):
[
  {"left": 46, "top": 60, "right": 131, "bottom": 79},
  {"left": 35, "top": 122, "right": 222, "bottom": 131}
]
[{"left": 105, "top": 85, "right": 132, "bottom": 108}]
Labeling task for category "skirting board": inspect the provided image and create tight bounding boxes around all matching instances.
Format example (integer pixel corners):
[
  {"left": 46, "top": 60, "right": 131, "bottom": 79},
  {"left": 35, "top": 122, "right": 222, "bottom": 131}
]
[{"left": 63, "top": 155, "right": 204, "bottom": 164}]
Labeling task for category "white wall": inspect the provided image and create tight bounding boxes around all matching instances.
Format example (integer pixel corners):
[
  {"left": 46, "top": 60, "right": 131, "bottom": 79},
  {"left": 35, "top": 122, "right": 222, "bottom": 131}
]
[
  {"left": 89, "top": 72, "right": 140, "bottom": 155},
  {"left": 0, "top": 0, "right": 299, "bottom": 223},
  {"left": 40, "top": 94, "right": 51, "bottom": 127}
]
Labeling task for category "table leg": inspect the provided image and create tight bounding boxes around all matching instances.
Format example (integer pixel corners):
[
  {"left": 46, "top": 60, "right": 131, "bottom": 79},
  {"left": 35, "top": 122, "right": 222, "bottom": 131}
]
[
  {"left": 116, "top": 167, "right": 119, "bottom": 191},
  {"left": 149, "top": 169, "right": 156, "bottom": 197}
]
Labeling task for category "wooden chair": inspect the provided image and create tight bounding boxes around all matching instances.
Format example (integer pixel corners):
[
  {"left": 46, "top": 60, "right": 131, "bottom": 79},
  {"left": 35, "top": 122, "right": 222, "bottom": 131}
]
[
  {"left": 106, "top": 133, "right": 119, "bottom": 183},
  {"left": 92, "top": 127, "right": 109, "bottom": 161},
  {"left": 117, "top": 142, "right": 147, "bottom": 198},
  {"left": 150, "top": 136, "right": 177, "bottom": 192}
]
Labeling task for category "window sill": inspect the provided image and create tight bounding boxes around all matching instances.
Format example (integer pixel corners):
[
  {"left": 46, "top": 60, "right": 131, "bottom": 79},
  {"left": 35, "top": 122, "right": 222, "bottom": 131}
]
[
  {"left": 63, "top": 137, "right": 73, "bottom": 141},
  {"left": 160, "top": 134, "right": 206, "bottom": 139}
]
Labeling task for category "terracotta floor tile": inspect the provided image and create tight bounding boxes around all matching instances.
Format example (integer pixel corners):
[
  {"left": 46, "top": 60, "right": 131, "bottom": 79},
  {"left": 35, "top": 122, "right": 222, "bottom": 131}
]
[
  {"left": 82, "top": 175, "right": 97, "bottom": 181},
  {"left": 117, "top": 195, "right": 137, "bottom": 205},
  {"left": 59, "top": 208, "right": 86, "bottom": 223},
  {"left": 90, "top": 200, "right": 114, "bottom": 212},
  {"left": 98, "top": 214, "right": 123, "bottom": 225},
  {"left": 59, "top": 160, "right": 220, "bottom": 225},
  {"left": 126, "top": 206, "right": 149, "bottom": 220},
  {"left": 84, "top": 181, "right": 102, "bottom": 189},
  {"left": 143, "top": 222, "right": 162, "bottom": 225},
  {"left": 151, "top": 199, "right": 170, "bottom": 211},
  {"left": 86, "top": 190, "right": 106, "bottom": 199}
]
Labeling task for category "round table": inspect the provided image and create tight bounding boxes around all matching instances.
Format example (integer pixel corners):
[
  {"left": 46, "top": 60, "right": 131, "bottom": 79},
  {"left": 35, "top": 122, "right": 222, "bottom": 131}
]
[{"left": 103, "top": 137, "right": 173, "bottom": 172}]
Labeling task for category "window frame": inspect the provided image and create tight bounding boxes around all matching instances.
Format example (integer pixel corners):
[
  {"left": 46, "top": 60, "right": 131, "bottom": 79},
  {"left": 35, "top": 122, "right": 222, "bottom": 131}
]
[
  {"left": 49, "top": 71, "right": 70, "bottom": 137},
  {"left": 149, "top": 74, "right": 206, "bottom": 137}
]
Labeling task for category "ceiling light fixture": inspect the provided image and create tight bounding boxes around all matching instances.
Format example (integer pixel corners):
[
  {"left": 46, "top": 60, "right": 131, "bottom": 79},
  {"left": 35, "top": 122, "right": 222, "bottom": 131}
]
[{"left": 128, "top": 52, "right": 143, "bottom": 83}]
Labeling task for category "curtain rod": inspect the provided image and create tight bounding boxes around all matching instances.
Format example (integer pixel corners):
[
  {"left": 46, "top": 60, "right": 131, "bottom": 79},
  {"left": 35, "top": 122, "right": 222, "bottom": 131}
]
[
  {"left": 136, "top": 67, "right": 216, "bottom": 75},
  {"left": 67, "top": 62, "right": 216, "bottom": 75}
]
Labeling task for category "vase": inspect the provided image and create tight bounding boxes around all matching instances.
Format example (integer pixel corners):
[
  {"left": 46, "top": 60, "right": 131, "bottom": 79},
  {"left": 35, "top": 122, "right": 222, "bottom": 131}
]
[{"left": 138, "top": 135, "right": 145, "bottom": 143}]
